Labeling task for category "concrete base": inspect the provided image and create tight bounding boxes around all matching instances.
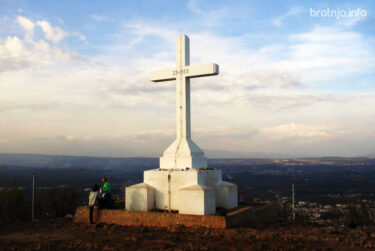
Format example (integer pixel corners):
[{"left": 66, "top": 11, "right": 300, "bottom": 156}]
[{"left": 125, "top": 168, "right": 238, "bottom": 215}]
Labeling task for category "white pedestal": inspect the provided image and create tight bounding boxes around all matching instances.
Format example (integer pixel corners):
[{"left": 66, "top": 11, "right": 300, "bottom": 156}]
[
  {"left": 144, "top": 168, "right": 221, "bottom": 211},
  {"left": 216, "top": 181, "right": 238, "bottom": 209},
  {"left": 125, "top": 168, "right": 238, "bottom": 215},
  {"left": 125, "top": 183, "right": 154, "bottom": 212},
  {"left": 179, "top": 184, "right": 215, "bottom": 215}
]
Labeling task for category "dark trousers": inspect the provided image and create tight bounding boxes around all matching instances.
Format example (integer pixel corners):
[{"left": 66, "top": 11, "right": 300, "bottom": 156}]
[
  {"left": 100, "top": 193, "right": 112, "bottom": 209},
  {"left": 89, "top": 206, "right": 94, "bottom": 223}
]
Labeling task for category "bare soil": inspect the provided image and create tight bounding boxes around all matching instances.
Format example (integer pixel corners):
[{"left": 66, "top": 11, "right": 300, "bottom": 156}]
[{"left": 0, "top": 218, "right": 374, "bottom": 250}]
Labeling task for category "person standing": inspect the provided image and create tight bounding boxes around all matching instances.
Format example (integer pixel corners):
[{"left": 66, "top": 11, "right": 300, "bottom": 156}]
[
  {"left": 88, "top": 184, "right": 100, "bottom": 224},
  {"left": 101, "top": 177, "right": 112, "bottom": 208}
]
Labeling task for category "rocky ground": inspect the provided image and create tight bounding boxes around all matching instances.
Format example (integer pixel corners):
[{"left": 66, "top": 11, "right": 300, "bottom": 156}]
[{"left": 0, "top": 218, "right": 375, "bottom": 250}]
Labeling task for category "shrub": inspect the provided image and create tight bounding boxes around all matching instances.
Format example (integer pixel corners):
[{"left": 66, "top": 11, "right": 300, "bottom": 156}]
[
  {"left": 0, "top": 187, "right": 27, "bottom": 224},
  {"left": 41, "top": 187, "right": 79, "bottom": 218}
]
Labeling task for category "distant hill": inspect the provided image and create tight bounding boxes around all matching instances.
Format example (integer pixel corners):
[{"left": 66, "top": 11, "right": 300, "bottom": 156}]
[
  {"left": 0, "top": 152, "right": 372, "bottom": 170},
  {"left": 0, "top": 153, "right": 158, "bottom": 170},
  {"left": 204, "top": 149, "right": 292, "bottom": 159}
]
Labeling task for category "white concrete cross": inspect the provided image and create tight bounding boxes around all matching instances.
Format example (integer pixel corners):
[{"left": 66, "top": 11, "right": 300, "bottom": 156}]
[{"left": 150, "top": 35, "right": 219, "bottom": 142}]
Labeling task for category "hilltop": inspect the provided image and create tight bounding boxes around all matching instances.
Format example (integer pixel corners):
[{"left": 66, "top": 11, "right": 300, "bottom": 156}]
[{"left": 0, "top": 218, "right": 374, "bottom": 250}]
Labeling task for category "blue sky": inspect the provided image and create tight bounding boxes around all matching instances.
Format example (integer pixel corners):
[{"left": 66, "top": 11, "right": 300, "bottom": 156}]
[{"left": 0, "top": 0, "right": 374, "bottom": 157}]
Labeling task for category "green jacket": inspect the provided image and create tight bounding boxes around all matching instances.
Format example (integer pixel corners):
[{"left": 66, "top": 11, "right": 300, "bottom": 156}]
[{"left": 103, "top": 182, "right": 111, "bottom": 194}]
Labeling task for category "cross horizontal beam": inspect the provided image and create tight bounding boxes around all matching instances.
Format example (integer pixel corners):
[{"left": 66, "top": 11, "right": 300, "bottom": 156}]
[
  {"left": 186, "top": 63, "right": 219, "bottom": 79},
  {"left": 149, "top": 63, "right": 219, "bottom": 83}
]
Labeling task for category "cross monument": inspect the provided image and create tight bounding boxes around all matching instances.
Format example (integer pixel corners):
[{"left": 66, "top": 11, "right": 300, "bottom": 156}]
[
  {"left": 125, "top": 34, "right": 237, "bottom": 215},
  {"left": 149, "top": 35, "right": 218, "bottom": 170}
]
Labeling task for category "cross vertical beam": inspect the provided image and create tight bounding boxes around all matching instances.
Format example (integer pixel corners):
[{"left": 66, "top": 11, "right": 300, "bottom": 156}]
[{"left": 176, "top": 35, "right": 191, "bottom": 140}]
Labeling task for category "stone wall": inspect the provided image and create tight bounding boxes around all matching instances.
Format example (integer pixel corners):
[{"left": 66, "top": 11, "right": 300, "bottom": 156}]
[
  {"left": 74, "top": 207, "right": 227, "bottom": 229},
  {"left": 74, "top": 204, "right": 277, "bottom": 229}
]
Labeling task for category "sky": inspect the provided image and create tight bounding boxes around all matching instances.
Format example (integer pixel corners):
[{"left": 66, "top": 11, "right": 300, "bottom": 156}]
[{"left": 0, "top": 0, "right": 374, "bottom": 158}]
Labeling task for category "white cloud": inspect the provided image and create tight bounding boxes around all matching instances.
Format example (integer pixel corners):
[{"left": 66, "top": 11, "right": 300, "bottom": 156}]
[
  {"left": 0, "top": 36, "right": 28, "bottom": 71},
  {"left": 261, "top": 123, "right": 332, "bottom": 140},
  {"left": 16, "top": 16, "right": 34, "bottom": 32},
  {"left": 16, "top": 16, "right": 35, "bottom": 39},
  {"left": 271, "top": 7, "right": 303, "bottom": 27},
  {"left": 0, "top": 35, "right": 77, "bottom": 73},
  {"left": 338, "top": 15, "right": 367, "bottom": 27},
  {"left": 74, "top": 32, "right": 87, "bottom": 43},
  {"left": 90, "top": 14, "right": 106, "bottom": 21},
  {"left": 16, "top": 16, "right": 84, "bottom": 44},
  {"left": 187, "top": 0, "right": 231, "bottom": 27},
  {"left": 36, "top": 20, "right": 67, "bottom": 43},
  {"left": 273, "top": 26, "right": 375, "bottom": 82}
]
